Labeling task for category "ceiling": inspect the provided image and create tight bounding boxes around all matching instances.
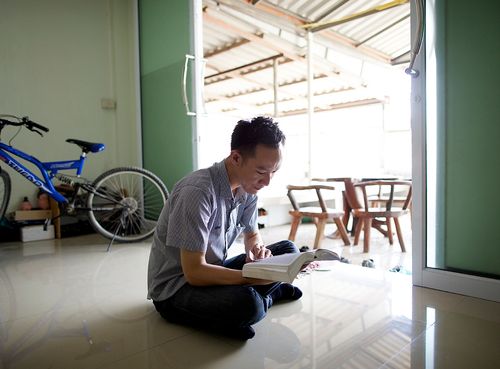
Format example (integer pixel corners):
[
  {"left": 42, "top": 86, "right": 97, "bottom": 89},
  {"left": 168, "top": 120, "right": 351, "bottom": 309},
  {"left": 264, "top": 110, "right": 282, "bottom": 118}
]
[{"left": 202, "top": 0, "right": 411, "bottom": 117}]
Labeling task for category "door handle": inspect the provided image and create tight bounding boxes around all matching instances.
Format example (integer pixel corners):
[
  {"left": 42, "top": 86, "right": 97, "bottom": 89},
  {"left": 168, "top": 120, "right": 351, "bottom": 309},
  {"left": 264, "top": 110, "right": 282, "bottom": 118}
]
[
  {"left": 182, "top": 54, "right": 196, "bottom": 116},
  {"left": 406, "top": 0, "right": 424, "bottom": 78}
]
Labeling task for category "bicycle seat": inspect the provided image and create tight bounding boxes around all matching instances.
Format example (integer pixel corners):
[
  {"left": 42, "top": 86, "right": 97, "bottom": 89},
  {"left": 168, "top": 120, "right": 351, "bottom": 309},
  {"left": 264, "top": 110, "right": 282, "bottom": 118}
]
[{"left": 66, "top": 139, "right": 105, "bottom": 153}]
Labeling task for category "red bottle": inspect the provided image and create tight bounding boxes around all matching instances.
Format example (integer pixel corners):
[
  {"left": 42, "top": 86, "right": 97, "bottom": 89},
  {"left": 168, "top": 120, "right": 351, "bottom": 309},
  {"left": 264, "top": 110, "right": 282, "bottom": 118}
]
[{"left": 20, "top": 196, "right": 32, "bottom": 211}]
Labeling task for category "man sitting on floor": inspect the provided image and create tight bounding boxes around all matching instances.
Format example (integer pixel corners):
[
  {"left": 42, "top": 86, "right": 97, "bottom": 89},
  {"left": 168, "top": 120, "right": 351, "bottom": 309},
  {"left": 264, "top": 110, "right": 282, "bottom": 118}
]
[{"left": 147, "top": 116, "right": 302, "bottom": 340}]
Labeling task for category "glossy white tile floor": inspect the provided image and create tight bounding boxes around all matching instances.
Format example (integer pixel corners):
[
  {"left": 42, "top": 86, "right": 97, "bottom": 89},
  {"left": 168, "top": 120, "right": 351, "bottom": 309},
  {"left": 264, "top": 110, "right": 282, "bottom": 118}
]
[{"left": 0, "top": 226, "right": 499, "bottom": 369}]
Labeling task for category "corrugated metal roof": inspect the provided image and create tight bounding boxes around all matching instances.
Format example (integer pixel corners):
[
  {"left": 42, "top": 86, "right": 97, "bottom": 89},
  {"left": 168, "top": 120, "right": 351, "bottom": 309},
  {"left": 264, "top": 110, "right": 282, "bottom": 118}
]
[{"left": 202, "top": 0, "right": 410, "bottom": 116}]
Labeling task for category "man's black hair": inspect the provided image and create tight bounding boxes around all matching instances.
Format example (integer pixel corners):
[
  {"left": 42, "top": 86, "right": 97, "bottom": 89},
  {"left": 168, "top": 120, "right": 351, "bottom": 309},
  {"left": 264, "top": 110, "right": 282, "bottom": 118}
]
[{"left": 231, "top": 116, "right": 285, "bottom": 157}]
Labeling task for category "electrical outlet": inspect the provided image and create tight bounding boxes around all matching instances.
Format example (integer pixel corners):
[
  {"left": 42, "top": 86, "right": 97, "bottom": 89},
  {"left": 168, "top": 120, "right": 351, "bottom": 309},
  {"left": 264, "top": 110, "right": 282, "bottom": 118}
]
[{"left": 101, "top": 98, "right": 116, "bottom": 110}]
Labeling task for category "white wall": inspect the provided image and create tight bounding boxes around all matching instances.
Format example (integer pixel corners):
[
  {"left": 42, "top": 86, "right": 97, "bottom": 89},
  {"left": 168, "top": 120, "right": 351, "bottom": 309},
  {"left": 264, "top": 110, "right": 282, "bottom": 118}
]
[{"left": 0, "top": 0, "right": 139, "bottom": 211}]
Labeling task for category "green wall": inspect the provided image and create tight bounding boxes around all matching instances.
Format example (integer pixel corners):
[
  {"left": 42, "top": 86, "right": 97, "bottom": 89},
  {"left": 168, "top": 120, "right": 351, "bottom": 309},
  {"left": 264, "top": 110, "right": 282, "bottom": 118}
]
[
  {"left": 138, "top": 0, "right": 194, "bottom": 191},
  {"left": 441, "top": 0, "right": 500, "bottom": 276}
]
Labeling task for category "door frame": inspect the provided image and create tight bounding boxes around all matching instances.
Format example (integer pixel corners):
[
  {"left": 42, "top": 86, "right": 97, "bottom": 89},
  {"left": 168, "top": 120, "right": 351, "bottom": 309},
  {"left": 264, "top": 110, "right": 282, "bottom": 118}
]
[
  {"left": 411, "top": 0, "right": 500, "bottom": 302},
  {"left": 189, "top": 0, "right": 204, "bottom": 170}
]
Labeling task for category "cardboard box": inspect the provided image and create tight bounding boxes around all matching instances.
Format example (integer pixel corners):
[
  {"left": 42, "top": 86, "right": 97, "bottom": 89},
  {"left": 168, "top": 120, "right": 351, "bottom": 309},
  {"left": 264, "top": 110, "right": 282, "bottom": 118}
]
[
  {"left": 20, "top": 225, "right": 55, "bottom": 242},
  {"left": 14, "top": 210, "right": 52, "bottom": 221}
]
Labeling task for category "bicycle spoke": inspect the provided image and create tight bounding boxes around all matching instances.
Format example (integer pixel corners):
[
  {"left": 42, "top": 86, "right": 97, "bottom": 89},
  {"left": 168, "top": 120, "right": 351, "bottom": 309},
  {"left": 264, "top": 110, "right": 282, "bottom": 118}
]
[{"left": 87, "top": 168, "right": 168, "bottom": 242}]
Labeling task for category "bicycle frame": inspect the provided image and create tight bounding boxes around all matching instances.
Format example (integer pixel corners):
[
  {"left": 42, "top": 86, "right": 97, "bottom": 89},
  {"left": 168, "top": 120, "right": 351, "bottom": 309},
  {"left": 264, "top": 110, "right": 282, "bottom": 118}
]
[{"left": 0, "top": 142, "right": 87, "bottom": 203}]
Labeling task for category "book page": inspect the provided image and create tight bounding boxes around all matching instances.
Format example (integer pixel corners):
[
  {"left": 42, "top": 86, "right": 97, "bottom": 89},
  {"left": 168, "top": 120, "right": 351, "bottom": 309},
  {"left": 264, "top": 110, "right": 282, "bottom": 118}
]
[
  {"left": 242, "top": 250, "right": 340, "bottom": 283},
  {"left": 244, "top": 252, "right": 310, "bottom": 268},
  {"left": 242, "top": 267, "right": 294, "bottom": 283}
]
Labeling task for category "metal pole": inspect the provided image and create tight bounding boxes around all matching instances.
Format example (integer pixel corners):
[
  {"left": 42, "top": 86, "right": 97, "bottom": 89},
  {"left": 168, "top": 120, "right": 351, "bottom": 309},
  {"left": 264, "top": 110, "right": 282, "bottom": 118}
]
[
  {"left": 307, "top": 31, "right": 314, "bottom": 180},
  {"left": 273, "top": 58, "right": 279, "bottom": 117}
]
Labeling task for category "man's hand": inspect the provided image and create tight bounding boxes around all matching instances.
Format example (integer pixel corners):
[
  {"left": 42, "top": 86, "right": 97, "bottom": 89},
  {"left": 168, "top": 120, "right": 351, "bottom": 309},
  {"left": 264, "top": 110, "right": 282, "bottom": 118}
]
[
  {"left": 246, "top": 244, "right": 272, "bottom": 263},
  {"left": 181, "top": 249, "right": 252, "bottom": 286}
]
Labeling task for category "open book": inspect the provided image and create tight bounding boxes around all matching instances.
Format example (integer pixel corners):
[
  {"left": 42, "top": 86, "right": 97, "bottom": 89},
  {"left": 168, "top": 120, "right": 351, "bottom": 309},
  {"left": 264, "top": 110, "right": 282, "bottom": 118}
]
[{"left": 242, "top": 249, "right": 340, "bottom": 283}]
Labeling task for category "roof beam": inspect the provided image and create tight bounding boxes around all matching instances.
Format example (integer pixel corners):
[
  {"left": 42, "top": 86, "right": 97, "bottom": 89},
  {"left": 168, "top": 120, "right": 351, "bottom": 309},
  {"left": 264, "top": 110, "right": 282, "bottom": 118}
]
[
  {"left": 204, "top": 38, "right": 252, "bottom": 58},
  {"left": 205, "top": 60, "right": 308, "bottom": 103},
  {"left": 204, "top": 91, "right": 260, "bottom": 112},
  {"left": 311, "top": 0, "right": 351, "bottom": 24},
  {"left": 278, "top": 98, "right": 383, "bottom": 117},
  {"left": 356, "top": 14, "right": 410, "bottom": 47},
  {"left": 207, "top": 75, "right": 348, "bottom": 103},
  {"left": 257, "top": 86, "right": 354, "bottom": 106},
  {"left": 204, "top": 10, "right": 304, "bottom": 64},
  {"left": 203, "top": 8, "right": 364, "bottom": 87},
  {"left": 303, "top": 0, "right": 409, "bottom": 33},
  {"left": 391, "top": 51, "right": 411, "bottom": 65},
  {"left": 205, "top": 54, "right": 286, "bottom": 80},
  {"left": 318, "top": 31, "right": 391, "bottom": 63},
  {"left": 248, "top": 1, "right": 308, "bottom": 26},
  {"left": 211, "top": 0, "right": 393, "bottom": 65}
]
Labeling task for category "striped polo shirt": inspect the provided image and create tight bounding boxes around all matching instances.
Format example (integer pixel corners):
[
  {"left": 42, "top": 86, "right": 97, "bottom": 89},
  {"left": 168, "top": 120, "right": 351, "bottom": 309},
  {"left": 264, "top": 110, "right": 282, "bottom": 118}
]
[{"left": 147, "top": 160, "right": 258, "bottom": 301}]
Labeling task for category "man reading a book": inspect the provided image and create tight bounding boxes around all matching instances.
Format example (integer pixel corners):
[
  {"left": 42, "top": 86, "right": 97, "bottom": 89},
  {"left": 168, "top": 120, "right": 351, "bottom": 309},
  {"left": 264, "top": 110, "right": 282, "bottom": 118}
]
[{"left": 147, "top": 116, "right": 302, "bottom": 340}]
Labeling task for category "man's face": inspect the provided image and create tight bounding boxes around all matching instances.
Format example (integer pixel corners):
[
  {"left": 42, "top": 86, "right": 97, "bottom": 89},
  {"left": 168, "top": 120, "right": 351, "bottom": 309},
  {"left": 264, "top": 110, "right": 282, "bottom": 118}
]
[{"left": 236, "top": 144, "right": 282, "bottom": 195}]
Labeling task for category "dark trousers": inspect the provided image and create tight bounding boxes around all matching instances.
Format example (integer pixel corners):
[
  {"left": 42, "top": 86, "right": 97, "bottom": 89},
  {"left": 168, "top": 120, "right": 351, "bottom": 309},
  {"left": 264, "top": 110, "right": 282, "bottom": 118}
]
[{"left": 153, "top": 240, "right": 299, "bottom": 332}]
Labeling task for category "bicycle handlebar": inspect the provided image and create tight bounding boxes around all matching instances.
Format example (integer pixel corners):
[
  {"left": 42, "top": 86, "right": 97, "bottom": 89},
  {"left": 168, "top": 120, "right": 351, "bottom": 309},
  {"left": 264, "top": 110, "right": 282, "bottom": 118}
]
[
  {"left": 0, "top": 115, "right": 49, "bottom": 136},
  {"left": 22, "top": 116, "right": 49, "bottom": 134}
]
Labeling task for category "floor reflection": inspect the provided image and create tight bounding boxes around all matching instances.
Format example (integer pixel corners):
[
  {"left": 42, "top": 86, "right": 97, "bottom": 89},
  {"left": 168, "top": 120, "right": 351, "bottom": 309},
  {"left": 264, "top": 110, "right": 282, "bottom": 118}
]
[{"left": 0, "top": 233, "right": 498, "bottom": 369}]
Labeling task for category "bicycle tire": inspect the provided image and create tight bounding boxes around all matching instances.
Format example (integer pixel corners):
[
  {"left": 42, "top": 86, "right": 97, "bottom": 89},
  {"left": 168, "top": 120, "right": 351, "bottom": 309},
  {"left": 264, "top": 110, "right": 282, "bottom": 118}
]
[
  {"left": 87, "top": 167, "right": 168, "bottom": 242},
  {"left": 0, "top": 169, "right": 11, "bottom": 220}
]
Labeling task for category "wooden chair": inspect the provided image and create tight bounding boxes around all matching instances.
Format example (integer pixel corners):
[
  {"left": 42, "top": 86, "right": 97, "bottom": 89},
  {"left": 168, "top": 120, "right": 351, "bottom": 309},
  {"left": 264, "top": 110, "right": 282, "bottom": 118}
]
[
  {"left": 352, "top": 180, "right": 412, "bottom": 253},
  {"left": 312, "top": 177, "right": 388, "bottom": 237},
  {"left": 287, "top": 184, "right": 351, "bottom": 249},
  {"left": 312, "top": 177, "right": 363, "bottom": 236}
]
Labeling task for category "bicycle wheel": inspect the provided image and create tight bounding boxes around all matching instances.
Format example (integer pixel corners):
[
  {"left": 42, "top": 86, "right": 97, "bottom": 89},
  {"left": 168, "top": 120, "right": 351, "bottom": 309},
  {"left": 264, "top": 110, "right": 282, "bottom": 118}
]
[
  {"left": 0, "top": 170, "right": 11, "bottom": 220},
  {"left": 87, "top": 167, "right": 168, "bottom": 242}
]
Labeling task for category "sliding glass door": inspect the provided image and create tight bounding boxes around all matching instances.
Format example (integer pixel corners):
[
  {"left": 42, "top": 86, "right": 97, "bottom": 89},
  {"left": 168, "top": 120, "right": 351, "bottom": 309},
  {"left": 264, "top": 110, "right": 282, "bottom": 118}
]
[
  {"left": 138, "top": 0, "right": 203, "bottom": 191},
  {"left": 412, "top": 0, "right": 500, "bottom": 301}
]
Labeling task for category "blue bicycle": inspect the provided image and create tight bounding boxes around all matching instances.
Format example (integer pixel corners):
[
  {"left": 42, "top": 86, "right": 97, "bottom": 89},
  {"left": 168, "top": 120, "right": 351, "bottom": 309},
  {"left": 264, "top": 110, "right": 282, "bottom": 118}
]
[{"left": 0, "top": 115, "right": 169, "bottom": 243}]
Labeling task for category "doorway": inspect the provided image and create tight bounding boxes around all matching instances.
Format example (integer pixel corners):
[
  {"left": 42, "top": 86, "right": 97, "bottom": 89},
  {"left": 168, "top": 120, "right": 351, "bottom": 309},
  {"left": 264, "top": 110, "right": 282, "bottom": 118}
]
[{"left": 198, "top": 1, "right": 413, "bottom": 264}]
